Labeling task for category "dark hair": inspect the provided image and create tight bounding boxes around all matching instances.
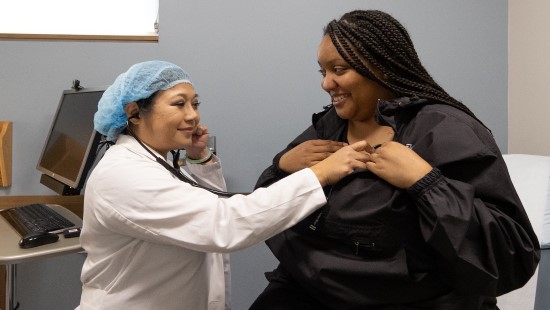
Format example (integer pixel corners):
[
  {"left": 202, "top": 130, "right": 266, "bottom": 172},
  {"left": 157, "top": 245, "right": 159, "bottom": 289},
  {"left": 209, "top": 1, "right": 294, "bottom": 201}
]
[
  {"left": 324, "top": 10, "right": 486, "bottom": 127},
  {"left": 121, "top": 91, "right": 160, "bottom": 135},
  {"left": 135, "top": 90, "right": 160, "bottom": 113}
]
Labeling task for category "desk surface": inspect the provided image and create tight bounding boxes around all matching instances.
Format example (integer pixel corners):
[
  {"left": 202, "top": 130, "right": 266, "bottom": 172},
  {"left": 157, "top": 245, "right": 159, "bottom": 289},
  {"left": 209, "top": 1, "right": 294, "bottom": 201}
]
[{"left": 0, "top": 204, "right": 83, "bottom": 265}]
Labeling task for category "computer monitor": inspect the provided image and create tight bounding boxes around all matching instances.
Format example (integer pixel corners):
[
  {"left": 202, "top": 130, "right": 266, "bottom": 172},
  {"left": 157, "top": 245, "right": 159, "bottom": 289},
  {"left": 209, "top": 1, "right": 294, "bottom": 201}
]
[{"left": 36, "top": 87, "right": 105, "bottom": 195}]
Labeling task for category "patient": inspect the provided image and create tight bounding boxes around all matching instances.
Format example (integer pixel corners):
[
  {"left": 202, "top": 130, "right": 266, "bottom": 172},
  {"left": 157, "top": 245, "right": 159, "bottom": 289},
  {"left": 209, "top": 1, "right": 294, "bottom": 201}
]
[{"left": 250, "top": 9, "right": 540, "bottom": 310}]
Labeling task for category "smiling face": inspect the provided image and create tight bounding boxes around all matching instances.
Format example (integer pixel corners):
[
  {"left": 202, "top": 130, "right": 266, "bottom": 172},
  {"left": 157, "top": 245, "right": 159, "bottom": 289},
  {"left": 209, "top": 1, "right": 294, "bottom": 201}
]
[
  {"left": 317, "top": 35, "right": 395, "bottom": 122},
  {"left": 129, "top": 83, "right": 201, "bottom": 156}
]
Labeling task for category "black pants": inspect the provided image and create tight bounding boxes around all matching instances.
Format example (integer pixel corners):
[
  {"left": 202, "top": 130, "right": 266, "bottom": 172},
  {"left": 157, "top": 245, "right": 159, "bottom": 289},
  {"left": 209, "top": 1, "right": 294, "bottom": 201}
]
[
  {"left": 249, "top": 272, "right": 330, "bottom": 310},
  {"left": 249, "top": 270, "right": 498, "bottom": 310}
]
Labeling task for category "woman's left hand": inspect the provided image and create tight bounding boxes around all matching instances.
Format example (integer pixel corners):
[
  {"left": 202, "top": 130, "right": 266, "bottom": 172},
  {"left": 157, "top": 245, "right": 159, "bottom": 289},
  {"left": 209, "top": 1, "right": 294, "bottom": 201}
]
[
  {"left": 185, "top": 124, "right": 210, "bottom": 159},
  {"left": 366, "top": 141, "right": 432, "bottom": 189}
]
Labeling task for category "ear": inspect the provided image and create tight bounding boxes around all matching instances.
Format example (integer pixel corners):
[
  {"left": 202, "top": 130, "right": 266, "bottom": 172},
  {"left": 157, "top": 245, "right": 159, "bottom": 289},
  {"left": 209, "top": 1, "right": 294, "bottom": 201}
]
[{"left": 124, "top": 102, "right": 140, "bottom": 124}]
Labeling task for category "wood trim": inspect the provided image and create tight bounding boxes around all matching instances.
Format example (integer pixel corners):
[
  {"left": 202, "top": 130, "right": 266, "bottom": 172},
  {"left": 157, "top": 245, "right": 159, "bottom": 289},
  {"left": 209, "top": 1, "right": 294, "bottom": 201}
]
[
  {"left": 0, "top": 121, "right": 13, "bottom": 187},
  {"left": 0, "top": 195, "right": 84, "bottom": 307},
  {"left": 0, "top": 33, "right": 158, "bottom": 42}
]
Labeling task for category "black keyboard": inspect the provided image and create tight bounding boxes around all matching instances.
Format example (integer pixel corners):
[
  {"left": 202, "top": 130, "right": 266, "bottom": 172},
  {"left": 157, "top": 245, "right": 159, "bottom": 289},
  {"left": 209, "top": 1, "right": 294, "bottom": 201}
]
[{"left": 0, "top": 203, "right": 75, "bottom": 237}]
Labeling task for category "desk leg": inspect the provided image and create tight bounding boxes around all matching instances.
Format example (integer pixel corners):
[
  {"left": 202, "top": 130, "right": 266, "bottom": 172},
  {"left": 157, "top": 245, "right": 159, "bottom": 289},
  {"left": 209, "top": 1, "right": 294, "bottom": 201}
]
[{"left": 4, "top": 264, "right": 14, "bottom": 310}]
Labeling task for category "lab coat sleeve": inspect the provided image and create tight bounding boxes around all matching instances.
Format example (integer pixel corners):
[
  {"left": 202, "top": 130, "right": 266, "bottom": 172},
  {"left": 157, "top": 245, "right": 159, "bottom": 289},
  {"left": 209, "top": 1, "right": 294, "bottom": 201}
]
[
  {"left": 86, "top": 156, "right": 326, "bottom": 253},
  {"left": 185, "top": 154, "right": 227, "bottom": 192}
]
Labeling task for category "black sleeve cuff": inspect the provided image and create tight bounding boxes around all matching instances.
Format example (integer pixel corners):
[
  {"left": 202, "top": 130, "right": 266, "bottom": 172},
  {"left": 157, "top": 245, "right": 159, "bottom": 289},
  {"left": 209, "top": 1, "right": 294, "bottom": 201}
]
[
  {"left": 271, "top": 152, "right": 291, "bottom": 179},
  {"left": 406, "top": 168, "right": 444, "bottom": 199}
]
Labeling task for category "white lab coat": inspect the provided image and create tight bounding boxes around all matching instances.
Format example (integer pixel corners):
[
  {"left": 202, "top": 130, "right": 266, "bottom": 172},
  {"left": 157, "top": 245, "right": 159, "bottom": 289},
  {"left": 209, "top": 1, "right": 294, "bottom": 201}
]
[{"left": 76, "top": 135, "right": 326, "bottom": 310}]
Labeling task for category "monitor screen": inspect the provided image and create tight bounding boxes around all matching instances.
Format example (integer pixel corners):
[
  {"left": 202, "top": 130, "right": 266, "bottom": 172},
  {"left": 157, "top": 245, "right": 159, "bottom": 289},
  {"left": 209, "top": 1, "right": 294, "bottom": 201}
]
[{"left": 36, "top": 87, "right": 105, "bottom": 192}]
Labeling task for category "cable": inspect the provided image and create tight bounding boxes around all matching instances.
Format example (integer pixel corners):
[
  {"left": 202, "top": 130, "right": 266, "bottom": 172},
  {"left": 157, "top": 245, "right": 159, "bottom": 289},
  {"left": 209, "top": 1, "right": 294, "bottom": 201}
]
[{"left": 125, "top": 124, "right": 238, "bottom": 197}]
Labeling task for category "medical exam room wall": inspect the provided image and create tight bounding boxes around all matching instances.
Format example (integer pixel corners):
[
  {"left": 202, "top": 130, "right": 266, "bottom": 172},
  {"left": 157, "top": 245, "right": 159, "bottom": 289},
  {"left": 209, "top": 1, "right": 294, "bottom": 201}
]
[
  {"left": 1, "top": 1, "right": 508, "bottom": 309},
  {"left": 508, "top": 0, "right": 550, "bottom": 156}
]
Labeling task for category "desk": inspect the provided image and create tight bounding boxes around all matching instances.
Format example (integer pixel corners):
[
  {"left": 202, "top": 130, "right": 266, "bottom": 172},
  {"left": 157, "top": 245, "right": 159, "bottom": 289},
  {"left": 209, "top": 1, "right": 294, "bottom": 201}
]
[
  {"left": 0, "top": 204, "right": 83, "bottom": 310},
  {"left": 0, "top": 195, "right": 84, "bottom": 308}
]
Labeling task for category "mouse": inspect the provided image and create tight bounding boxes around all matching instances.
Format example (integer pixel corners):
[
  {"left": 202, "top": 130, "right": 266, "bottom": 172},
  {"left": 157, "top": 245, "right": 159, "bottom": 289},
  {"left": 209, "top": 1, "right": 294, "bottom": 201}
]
[{"left": 19, "top": 232, "right": 59, "bottom": 249}]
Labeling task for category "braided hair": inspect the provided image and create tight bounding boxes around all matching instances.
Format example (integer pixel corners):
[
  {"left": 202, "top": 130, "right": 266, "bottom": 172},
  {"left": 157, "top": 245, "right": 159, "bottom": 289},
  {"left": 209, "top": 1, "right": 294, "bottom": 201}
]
[{"left": 324, "top": 10, "right": 487, "bottom": 127}]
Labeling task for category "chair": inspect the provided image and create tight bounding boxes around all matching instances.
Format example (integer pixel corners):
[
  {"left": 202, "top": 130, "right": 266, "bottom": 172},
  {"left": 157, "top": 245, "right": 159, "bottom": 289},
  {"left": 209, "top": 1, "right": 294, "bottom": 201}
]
[{"left": 497, "top": 154, "right": 550, "bottom": 310}]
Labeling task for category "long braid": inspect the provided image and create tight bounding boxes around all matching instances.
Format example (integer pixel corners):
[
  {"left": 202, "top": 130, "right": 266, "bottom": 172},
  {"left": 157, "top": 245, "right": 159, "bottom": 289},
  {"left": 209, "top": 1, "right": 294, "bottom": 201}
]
[{"left": 325, "top": 10, "right": 487, "bottom": 128}]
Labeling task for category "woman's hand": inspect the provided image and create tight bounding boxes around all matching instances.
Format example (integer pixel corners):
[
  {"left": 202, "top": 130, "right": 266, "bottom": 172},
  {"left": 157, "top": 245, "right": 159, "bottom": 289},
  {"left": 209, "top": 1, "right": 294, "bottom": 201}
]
[
  {"left": 310, "top": 140, "right": 369, "bottom": 186},
  {"left": 365, "top": 141, "right": 432, "bottom": 189},
  {"left": 280, "top": 140, "right": 347, "bottom": 173},
  {"left": 184, "top": 124, "right": 210, "bottom": 159}
]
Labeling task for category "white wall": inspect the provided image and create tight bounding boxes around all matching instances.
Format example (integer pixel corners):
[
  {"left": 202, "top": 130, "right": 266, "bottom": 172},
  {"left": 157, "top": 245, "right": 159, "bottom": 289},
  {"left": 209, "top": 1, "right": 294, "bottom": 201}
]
[
  {"left": 505, "top": 4, "right": 550, "bottom": 310},
  {"left": 509, "top": 0, "right": 550, "bottom": 155}
]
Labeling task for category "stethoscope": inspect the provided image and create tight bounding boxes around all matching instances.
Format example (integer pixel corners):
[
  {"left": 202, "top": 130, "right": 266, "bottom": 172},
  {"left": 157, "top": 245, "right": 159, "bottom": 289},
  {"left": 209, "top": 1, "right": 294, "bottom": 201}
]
[{"left": 126, "top": 119, "right": 238, "bottom": 197}]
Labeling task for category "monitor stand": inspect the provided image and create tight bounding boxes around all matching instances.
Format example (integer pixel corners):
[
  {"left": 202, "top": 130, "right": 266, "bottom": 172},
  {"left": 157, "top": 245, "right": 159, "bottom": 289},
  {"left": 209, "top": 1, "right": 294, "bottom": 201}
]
[{"left": 39, "top": 174, "right": 81, "bottom": 196}]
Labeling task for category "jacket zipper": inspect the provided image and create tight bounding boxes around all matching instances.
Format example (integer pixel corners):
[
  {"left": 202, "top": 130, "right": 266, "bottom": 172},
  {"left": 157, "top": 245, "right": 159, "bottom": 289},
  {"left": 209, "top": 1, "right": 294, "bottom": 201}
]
[
  {"left": 309, "top": 181, "right": 338, "bottom": 231},
  {"left": 309, "top": 211, "right": 323, "bottom": 231}
]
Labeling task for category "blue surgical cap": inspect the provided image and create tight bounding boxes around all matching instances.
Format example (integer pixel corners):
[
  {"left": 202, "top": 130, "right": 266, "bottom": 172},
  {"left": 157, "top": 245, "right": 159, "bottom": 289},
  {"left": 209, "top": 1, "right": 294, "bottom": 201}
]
[{"left": 94, "top": 60, "right": 193, "bottom": 141}]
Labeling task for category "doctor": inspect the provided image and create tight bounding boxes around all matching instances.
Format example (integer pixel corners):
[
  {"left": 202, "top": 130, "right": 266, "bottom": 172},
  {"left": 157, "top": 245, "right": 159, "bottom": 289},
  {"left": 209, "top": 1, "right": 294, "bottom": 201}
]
[{"left": 76, "top": 60, "right": 369, "bottom": 310}]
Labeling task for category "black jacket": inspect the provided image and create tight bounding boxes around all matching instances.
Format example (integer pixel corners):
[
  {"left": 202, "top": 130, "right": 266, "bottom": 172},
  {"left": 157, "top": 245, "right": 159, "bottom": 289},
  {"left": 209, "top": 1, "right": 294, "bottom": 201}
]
[{"left": 255, "top": 97, "right": 540, "bottom": 308}]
